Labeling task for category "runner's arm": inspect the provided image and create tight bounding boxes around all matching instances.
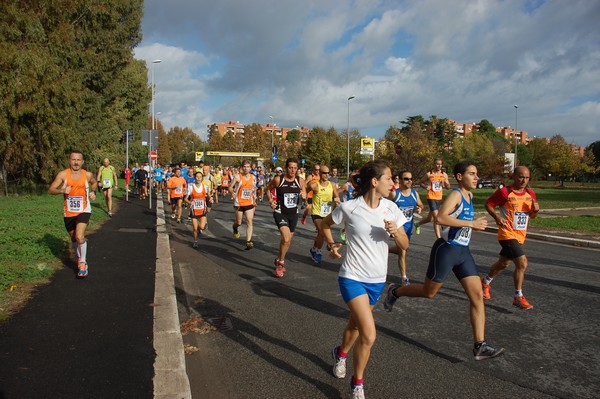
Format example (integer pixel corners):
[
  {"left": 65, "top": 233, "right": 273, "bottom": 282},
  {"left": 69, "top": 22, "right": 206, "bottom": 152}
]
[{"left": 48, "top": 171, "right": 67, "bottom": 195}]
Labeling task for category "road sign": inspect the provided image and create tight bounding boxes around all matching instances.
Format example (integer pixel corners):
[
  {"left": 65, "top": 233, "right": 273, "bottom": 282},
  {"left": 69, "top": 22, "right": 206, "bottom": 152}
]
[
  {"left": 150, "top": 151, "right": 158, "bottom": 161},
  {"left": 301, "top": 158, "right": 305, "bottom": 165},
  {"left": 271, "top": 153, "right": 278, "bottom": 163},
  {"left": 195, "top": 151, "right": 204, "bottom": 162}
]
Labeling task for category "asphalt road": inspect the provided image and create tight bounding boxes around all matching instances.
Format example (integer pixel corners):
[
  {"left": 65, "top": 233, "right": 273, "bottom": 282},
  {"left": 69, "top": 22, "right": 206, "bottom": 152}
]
[{"left": 167, "top": 196, "right": 600, "bottom": 399}]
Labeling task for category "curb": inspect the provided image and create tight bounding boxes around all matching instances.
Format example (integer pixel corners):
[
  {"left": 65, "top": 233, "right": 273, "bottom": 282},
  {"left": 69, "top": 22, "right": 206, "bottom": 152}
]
[
  {"left": 153, "top": 195, "right": 192, "bottom": 399},
  {"left": 485, "top": 226, "right": 600, "bottom": 249}
]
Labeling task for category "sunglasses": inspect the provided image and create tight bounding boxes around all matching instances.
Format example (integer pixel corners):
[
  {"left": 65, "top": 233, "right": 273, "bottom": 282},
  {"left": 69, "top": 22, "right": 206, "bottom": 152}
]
[
  {"left": 403, "top": 177, "right": 413, "bottom": 181},
  {"left": 321, "top": 171, "right": 330, "bottom": 175}
]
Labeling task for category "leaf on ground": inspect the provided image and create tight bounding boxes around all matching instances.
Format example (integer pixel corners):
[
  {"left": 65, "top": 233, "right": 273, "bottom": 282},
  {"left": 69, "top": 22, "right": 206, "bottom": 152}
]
[
  {"left": 183, "top": 344, "right": 199, "bottom": 355},
  {"left": 180, "top": 315, "right": 217, "bottom": 335}
]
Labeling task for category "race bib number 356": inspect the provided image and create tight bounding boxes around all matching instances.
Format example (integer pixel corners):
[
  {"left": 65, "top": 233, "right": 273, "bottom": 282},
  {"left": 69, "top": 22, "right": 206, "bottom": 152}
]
[{"left": 67, "top": 196, "right": 84, "bottom": 213}]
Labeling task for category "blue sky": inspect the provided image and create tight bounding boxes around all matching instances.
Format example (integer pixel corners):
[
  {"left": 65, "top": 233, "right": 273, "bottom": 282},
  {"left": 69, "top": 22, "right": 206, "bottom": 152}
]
[{"left": 135, "top": 0, "right": 600, "bottom": 147}]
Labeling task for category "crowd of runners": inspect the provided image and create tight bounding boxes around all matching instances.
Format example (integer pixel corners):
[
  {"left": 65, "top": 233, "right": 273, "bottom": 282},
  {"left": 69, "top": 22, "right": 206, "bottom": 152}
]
[{"left": 50, "top": 151, "right": 541, "bottom": 399}]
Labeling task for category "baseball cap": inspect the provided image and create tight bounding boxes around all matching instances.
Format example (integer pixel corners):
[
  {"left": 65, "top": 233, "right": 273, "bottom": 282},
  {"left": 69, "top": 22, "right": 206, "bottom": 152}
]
[{"left": 275, "top": 167, "right": 283, "bottom": 172}]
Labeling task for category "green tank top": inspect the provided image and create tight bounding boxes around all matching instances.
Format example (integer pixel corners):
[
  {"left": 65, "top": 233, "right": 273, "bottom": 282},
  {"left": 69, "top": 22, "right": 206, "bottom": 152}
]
[{"left": 100, "top": 166, "right": 115, "bottom": 188}]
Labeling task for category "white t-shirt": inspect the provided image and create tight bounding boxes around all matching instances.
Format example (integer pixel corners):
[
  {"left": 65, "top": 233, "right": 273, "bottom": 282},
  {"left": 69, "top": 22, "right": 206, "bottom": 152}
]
[{"left": 332, "top": 196, "right": 407, "bottom": 283}]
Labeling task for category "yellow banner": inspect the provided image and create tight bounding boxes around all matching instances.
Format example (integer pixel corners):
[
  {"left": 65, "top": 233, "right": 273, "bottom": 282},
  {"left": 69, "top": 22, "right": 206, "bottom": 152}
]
[
  {"left": 361, "top": 138, "right": 374, "bottom": 149},
  {"left": 206, "top": 151, "right": 261, "bottom": 157}
]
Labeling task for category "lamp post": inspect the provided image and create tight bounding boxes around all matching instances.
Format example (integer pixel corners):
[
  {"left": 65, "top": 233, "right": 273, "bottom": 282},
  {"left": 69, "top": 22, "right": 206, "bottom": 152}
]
[
  {"left": 149, "top": 59, "right": 161, "bottom": 210},
  {"left": 514, "top": 104, "right": 518, "bottom": 168},
  {"left": 268, "top": 115, "right": 275, "bottom": 151},
  {"left": 346, "top": 96, "right": 355, "bottom": 178}
]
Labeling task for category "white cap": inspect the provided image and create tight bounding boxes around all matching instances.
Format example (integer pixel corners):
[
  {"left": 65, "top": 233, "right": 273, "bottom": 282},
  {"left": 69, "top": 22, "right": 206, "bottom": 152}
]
[{"left": 275, "top": 167, "right": 283, "bottom": 172}]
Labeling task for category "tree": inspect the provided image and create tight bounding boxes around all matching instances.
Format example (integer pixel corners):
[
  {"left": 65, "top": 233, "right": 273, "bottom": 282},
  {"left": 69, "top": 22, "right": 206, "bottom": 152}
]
[
  {"left": 587, "top": 141, "right": 600, "bottom": 167},
  {"left": 450, "top": 132, "right": 505, "bottom": 177},
  {"left": 379, "top": 124, "right": 439, "bottom": 179},
  {"left": 167, "top": 126, "right": 201, "bottom": 164}
]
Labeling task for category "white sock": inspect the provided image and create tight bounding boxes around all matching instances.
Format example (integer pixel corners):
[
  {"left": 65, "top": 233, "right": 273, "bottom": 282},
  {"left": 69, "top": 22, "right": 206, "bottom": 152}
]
[
  {"left": 78, "top": 241, "right": 87, "bottom": 263},
  {"left": 484, "top": 275, "right": 493, "bottom": 285},
  {"left": 515, "top": 289, "right": 523, "bottom": 298}
]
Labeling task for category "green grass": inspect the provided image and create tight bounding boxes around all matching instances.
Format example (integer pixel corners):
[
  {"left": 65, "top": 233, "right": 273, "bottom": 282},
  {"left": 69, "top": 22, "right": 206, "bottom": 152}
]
[
  {"left": 0, "top": 189, "right": 118, "bottom": 319},
  {"left": 528, "top": 215, "right": 600, "bottom": 234}
]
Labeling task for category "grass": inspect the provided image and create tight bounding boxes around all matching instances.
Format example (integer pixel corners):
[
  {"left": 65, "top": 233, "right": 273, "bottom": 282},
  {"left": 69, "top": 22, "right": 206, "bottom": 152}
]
[
  {"left": 0, "top": 188, "right": 121, "bottom": 320},
  {"left": 528, "top": 215, "right": 600, "bottom": 234}
]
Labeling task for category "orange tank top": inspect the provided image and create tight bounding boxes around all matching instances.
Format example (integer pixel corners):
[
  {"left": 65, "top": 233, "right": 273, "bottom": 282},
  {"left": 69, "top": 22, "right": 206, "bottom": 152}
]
[
  {"left": 427, "top": 171, "right": 446, "bottom": 200},
  {"left": 63, "top": 169, "right": 91, "bottom": 217},
  {"left": 236, "top": 174, "right": 256, "bottom": 207},
  {"left": 189, "top": 183, "right": 208, "bottom": 216}
]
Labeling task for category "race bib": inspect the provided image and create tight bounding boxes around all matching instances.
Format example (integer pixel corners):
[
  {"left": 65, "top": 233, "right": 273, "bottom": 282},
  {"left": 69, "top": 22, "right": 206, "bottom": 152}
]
[
  {"left": 513, "top": 212, "right": 529, "bottom": 230},
  {"left": 193, "top": 199, "right": 205, "bottom": 210},
  {"left": 320, "top": 202, "right": 332, "bottom": 216},
  {"left": 400, "top": 207, "right": 414, "bottom": 221},
  {"left": 241, "top": 188, "right": 252, "bottom": 199},
  {"left": 453, "top": 227, "right": 472, "bottom": 246},
  {"left": 103, "top": 178, "right": 112, "bottom": 188},
  {"left": 67, "top": 196, "right": 84, "bottom": 213},
  {"left": 174, "top": 186, "right": 183, "bottom": 195},
  {"left": 283, "top": 193, "right": 298, "bottom": 208},
  {"left": 432, "top": 181, "right": 443, "bottom": 192}
]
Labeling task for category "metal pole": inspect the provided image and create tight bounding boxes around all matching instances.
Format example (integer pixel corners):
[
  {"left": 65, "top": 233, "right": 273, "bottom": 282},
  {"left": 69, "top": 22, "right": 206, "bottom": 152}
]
[
  {"left": 149, "top": 60, "right": 161, "bottom": 209},
  {"left": 126, "top": 130, "right": 129, "bottom": 202},
  {"left": 514, "top": 104, "right": 518, "bottom": 168},
  {"left": 346, "top": 96, "right": 355, "bottom": 178}
]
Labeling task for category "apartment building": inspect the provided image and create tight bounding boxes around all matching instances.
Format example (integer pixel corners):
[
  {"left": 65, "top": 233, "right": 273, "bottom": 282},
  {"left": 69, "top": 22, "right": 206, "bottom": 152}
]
[{"left": 207, "top": 121, "right": 311, "bottom": 142}]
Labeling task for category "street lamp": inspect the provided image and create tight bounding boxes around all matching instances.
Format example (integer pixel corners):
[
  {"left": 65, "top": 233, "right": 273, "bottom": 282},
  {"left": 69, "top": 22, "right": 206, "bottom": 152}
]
[
  {"left": 149, "top": 59, "right": 161, "bottom": 210},
  {"left": 268, "top": 115, "right": 275, "bottom": 150},
  {"left": 514, "top": 104, "right": 518, "bottom": 168},
  {"left": 346, "top": 96, "right": 355, "bottom": 178},
  {"left": 151, "top": 60, "right": 162, "bottom": 130}
]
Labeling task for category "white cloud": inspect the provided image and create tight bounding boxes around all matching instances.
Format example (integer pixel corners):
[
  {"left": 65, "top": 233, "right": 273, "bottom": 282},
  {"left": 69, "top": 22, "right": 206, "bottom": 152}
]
[{"left": 136, "top": 0, "right": 600, "bottom": 146}]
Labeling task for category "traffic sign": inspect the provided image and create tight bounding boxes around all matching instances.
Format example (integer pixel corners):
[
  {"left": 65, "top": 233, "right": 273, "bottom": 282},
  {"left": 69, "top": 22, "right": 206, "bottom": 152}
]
[
  {"left": 150, "top": 151, "right": 158, "bottom": 161},
  {"left": 271, "top": 153, "right": 278, "bottom": 163}
]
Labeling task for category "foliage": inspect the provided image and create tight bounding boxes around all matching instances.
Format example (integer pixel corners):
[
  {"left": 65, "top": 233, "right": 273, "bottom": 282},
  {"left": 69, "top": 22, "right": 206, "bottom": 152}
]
[
  {"left": 166, "top": 126, "right": 204, "bottom": 165},
  {"left": 379, "top": 123, "right": 440, "bottom": 179},
  {"left": 588, "top": 141, "right": 600, "bottom": 166},
  {"left": 528, "top": 135, "right": 581, "bottom": 185},
  {"left": 449, "top": 132, "right": 505, "bottom": 177},
  {"left": 0, "top": 0, "right": 148, "bottom": 187}
]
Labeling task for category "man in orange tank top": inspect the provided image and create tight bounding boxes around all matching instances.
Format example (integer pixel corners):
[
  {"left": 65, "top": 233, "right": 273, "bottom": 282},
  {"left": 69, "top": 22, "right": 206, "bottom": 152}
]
[
  {"left": 415, "top": 158, "right": 450, "bottom": 239},
  {"left": 481, "top": 166, "right": 540, "bottom": 310},
  {"left": 48, "top": 150, "right": 98, "bottom": 278},
  {"left": 229, "top": 160, "right": 257, "bottom": 250}
]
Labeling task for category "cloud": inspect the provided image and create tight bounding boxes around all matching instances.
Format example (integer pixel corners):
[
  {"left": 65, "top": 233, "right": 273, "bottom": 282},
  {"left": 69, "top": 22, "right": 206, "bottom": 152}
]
[{"left": 136, "top": 0, "right": 600, "bottom": 146}]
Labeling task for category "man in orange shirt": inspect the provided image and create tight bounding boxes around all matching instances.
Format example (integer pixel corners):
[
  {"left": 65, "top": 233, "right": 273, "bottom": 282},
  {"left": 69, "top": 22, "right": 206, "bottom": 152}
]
[
  {"left": 481, "top": 166, "right": 540, "bottom": 309},
  {"left": 167, "top": 168, "right": 187, "bottom": 223},
  {"left": 48, "top": 150, "right": 98, "bottom": 278},
  {"left": 301, "top": 164, "right": 320, "bottom": 225},
  {"left": 229, "top": 160, "right": 257, "bottom": 250},
  {"left": 415, "top": 158, "right": 450, "bottom": 238}
]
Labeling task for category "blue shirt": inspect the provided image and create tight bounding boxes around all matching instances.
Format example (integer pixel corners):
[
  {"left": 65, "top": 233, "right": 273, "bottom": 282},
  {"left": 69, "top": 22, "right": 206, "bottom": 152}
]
[
  {"left": 442, "top": 188, "right": 474, "bottom": 247},
  {"left": 392, "top": 188, "right": 419, "bottom": 234}
]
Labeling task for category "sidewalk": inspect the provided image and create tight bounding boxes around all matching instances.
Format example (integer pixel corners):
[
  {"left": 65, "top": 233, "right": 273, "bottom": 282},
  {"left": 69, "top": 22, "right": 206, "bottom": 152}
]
[{"left": 0, "top": 197, "right": 157, "bottom": 398}]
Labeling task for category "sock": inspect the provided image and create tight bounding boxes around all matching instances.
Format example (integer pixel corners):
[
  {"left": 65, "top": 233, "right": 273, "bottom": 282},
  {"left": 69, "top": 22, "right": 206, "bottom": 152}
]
[
  {"left": 351, "top": 376, "right": 364, "bottom": 386},
  {"left": 515, "top": 289, "right": 523, "bottom": 298},
  {"left": 474, "top": 340, "right": 485, "bottom": 349},
  {"left": 483, "top": 275, "right": 493, "bottom": 285},
  {"left": 78, "top": 241, "right": 87, "bottom": 263},
  {"left": 338, "top": 347, "right": 347, "bottom": 358}
]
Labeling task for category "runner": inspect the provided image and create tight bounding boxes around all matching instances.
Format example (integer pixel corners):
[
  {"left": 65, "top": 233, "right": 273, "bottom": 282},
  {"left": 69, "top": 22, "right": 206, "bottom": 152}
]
[
  {"left": 481, "top": 166, "right": 540, "bottom": 309},
  {"left": 337, "top": 171, "right": 357, "bottom": 243},
  {"left": 96, "top": 158, "right": 118, "bottom": 217},
  {"left": 184, "top": 169, "right": 196, "bottom": 221},
  {"left": 309, "top": 165, "right": 340, "bottom": 265},
  {"left": 229, "top": 160, "right": 257, "bottom": 250},
  {"left": 301, "top": 164, "right": 320, "bottom": 224},
  {"left": 185, "top": 171, "right": 211, "bottom": 249},
  {"left": 256, "top": 166, "right": 266, "bottom": 202},
  {"left": 167, "top": 168, "right": 187, "bottom": 223},
  {"left": 321, "top": 160, "right": 408, "bottom": 399},
  {"left": 383, "top": 160, "right": 505, "bottom": 361},
  {"left": 132, "top": 162, "right": 140, "bottom": 195},
  {"left": 135, "top": 165, "right": 148, "bottom": 200},
  {"left": 48, "top": 150, "right": 98, "bottom": 278},
  {"left": 267, "top": 158, "right": 306, "bottom": 278},
  {"left": 388, "top": 170, "right": 423, "bottom": 286},
  {"left": 154, "top": 163, "right": 165, "bottom": 194},
  {"left": 124, "top": 166, "right": 132, "bottom": 193},
  {"left": 415, "top": 158, "right": 451, "bottom": 238}
]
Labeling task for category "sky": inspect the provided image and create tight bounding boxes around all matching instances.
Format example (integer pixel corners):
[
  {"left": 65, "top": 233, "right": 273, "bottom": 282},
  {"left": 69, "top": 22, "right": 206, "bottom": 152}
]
[{"left": 135, "top": 0, "right": 600, "bottom": 147}]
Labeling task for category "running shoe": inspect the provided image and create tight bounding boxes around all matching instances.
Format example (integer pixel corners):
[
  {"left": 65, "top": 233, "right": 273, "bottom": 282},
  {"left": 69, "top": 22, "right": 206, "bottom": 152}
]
[
  {"left": 273, "top": 260, "right": 286, "bottom": 278},
  {"left": 481, "top": 277, "right": 491, "bottom": 300},
  {"left": 171, "top": 213, "right": 176, "bottom": 219},
  {"left": 473, "top": 341, "right": 505, "bottom": 361},
  {"left": 177, "top": 218, "right": 181, "bottom": 223},
  {"left": 245, "top": 241, "right": 254, "bottom": 250},
  {"left": 383, "top": 283, "right": 400, "bottom": 312},
  {"left": 77, "top": 261, "right": 88, "bottom": 278},
  {"left": 233, "top": 225, "right": 240, "bottom": 238},
  {"left": 331, "top": 346, "right": 346, "bottom": 378},
  {"left": 108, "top": 211, "right": 113, "bottom": 217},
  {"left": 340, "top": 229, "right": 347, "bottom": 244},
  {"left": 513, "top": 296, "right": 534, "bottom": 310},
  {"left": 192, "top": 242, "right": 199, "bottom": 249},
  {"left": 309, "top": 247, "right": 322, "bottom": 265},
  {"left": 414, "top": 222, "right": 420, "bottom": 235},
  {"left": 351, "top": 383, "right": 365, "bottom": 399},
  {"left": 301, "top": 215, "right": 307, "bottom": 225}
]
